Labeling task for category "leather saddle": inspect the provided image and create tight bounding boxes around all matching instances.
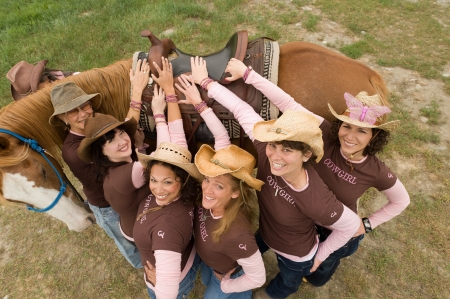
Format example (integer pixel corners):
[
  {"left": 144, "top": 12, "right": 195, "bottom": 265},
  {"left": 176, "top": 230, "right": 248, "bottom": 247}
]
[{"left": 139, "top": 30, "right": 267, "bottom": 148}]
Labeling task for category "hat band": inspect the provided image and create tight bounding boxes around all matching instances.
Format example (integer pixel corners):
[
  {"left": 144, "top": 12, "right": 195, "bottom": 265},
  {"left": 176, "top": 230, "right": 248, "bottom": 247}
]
[
  {"left": 91, "top": 122, "right": 117, "bottom": 138},
  {"left": 269, "top": 127, "right": 289, "bottom": 135},
  {"left": 342, "top": 111, "right": 381, "bottom": 126},
  {"left": 210, "top": 159, "right": 231, "bottom": 170}
]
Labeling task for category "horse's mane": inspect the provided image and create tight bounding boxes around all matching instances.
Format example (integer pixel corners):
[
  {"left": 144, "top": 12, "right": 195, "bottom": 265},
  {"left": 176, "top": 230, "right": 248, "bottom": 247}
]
[{"left": 0, "top": 59, "right": 132, "bottom": 164}]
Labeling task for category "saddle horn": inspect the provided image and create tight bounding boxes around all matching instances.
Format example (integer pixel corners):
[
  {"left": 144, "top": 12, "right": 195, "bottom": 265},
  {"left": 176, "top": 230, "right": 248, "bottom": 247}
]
[{"left": 140, "top": 30, "right": 176, "bottom": 78}]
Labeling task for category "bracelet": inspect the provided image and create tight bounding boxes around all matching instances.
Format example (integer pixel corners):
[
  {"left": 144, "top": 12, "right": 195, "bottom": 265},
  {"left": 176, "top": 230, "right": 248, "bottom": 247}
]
[
  {"left": 200, "top": 78, "right": 215, "bottom": 90},
  {"left": 165, "top": 94, "right": 178, "bottom": 103},
  {"left": 153, "top": 114, "right": 166, "bottom": 120},
  {"left": 242, "top": 66, "right": 253, "bottom": 82},
  {"left": 194, "top": 101, "right": 208, "bottom": 112},
  {"left": 129, "top": 100, "right": 142, "bottom": 110}
]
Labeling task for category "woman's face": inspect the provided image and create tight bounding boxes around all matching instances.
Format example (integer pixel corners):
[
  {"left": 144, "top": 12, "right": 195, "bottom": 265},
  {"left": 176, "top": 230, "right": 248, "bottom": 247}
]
[
  {"left": 265, "top": 142, "right": 311, "bottom": 180},
  {"left": 101, "top": 129, "right": 132, "bottom": 163},
  {"left": 201, "top": 174, "right": 239, "bottom": 216},
  {"left": 57, "top": 101, "right": 93, "bottom": 134},
  {"left": 338, "top": 122, "right": 373, "bottom": 159},
  {"left": 149, "top": 164, "right": 182, "bottom": 206}
]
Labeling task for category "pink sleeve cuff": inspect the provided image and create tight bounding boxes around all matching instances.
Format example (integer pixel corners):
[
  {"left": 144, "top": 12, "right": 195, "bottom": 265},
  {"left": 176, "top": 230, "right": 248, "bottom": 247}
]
[
  {"left": 168, "top": 119, "right": 188, "bottom": 149},
  {"left": 156, "top": 123, "right": 170, "bottom": 146},
  {"left": 131, "top": 161, "right": 145, "bottom": 188},
  {"left": 201, "top": 108, "right": 231, "bottom": 150}
]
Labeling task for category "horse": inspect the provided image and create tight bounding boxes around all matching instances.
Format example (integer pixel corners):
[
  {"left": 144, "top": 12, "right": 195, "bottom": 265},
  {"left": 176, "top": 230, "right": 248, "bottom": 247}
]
[{"left": 0, "top": 35, "right": 388, "bottom": 230}]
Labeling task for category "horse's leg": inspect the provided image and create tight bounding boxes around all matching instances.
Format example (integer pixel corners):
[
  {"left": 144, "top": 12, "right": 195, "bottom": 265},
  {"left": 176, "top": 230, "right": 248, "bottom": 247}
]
[{"left": 278, "top": 42, "right": 388, "bottom": 122}]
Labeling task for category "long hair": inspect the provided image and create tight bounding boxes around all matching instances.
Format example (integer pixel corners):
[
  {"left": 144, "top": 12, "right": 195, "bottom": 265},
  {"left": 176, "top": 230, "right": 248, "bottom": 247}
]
[
  {"left": 210, "top": 174, "right": 258, "bottom": 243},
  {"left": 90, "top": 126, "right": 138, "bottom": 182},
  {"left": 330, "top": 120, "right": 391, "bottom": 156},
  {"left": 144, "top": 160, "right": 202, "bottom": 206}
]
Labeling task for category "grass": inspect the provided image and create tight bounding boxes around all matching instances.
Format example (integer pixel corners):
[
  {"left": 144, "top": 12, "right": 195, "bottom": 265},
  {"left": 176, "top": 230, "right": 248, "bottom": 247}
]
[{"left": 2, "top": 0, "right": 450, "bottom": 299}]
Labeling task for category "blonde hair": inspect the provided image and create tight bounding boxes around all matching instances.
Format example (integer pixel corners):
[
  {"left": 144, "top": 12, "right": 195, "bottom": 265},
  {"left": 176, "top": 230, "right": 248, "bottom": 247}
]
[{"left": 211, "top": 174, "right": 257, "bottom": 243}]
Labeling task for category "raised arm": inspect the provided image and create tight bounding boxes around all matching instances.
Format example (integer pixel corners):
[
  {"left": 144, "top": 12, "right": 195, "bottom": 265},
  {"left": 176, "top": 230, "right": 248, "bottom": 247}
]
[
  {"left": 127, "top": 59, "right": 150, "bottom": 121},
  {"left": 186, "top": 56, "right": 263, "bottom": 141},
  {"left": 177, "top": 58, "right": 231, "bottom": 150},
  {"left": 226, "top": 58, "right": 324, "bottom": 124}
]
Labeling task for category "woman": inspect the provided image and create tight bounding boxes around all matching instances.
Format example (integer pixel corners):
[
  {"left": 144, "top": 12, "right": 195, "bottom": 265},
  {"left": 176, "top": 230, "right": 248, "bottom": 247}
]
[
  {"left": 177, "top": 58, "right": 266, "bottom": 298},
  {"left": 191, "top": 57, "right": 361, "bottom": 299},
  {"left": 48, "top": 58, "right": 150, "bottom": 268},
  {"left": 224, "top": 58, "right": 410, "bottom": 288}
]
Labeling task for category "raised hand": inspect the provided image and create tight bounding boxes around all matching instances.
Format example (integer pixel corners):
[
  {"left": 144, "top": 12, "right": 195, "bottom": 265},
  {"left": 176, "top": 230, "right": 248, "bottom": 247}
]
[
  {"left": 151, "top": 57, "right": 175, "bottom": 93},
  {"left": 130, "top": 59, "right": 150, "bottom": 92},
  {"left": 190, "top": 56, "right": 209, "bottom": 85},
  {"left": 151, "top": 85, "right": 166, "bottom": 115},
  {"left": 175, "top": 74, "right": 203, "bottom": 106},
  {"left": 225, "top": 58, "right": 248, "bottom": 82}
]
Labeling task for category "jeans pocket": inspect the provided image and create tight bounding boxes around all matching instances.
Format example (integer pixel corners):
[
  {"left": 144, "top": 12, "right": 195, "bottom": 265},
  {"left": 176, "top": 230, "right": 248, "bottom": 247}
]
[
  {"left": 101, "top": 207, "right": 120, "bottom": 222},
  {"left": 277, "top": 255, "right": 313, "bottom": 273}
]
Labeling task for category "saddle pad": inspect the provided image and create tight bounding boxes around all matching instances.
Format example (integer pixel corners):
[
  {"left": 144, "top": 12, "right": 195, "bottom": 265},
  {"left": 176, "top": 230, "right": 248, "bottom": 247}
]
[{"left": 131, "top": 40, "right": 280, "bottom": 139}]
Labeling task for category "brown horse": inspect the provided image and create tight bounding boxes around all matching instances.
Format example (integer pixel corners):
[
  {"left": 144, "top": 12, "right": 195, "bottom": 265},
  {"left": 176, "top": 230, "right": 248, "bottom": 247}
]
[{"left": 0, "top": 40, "right": 388, "bottom": 229}]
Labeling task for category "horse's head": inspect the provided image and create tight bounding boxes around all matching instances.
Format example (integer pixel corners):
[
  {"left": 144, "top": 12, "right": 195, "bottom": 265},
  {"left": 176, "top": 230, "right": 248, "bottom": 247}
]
[{"left": 0, "top": 134, "right": 95, "bottom": 232}]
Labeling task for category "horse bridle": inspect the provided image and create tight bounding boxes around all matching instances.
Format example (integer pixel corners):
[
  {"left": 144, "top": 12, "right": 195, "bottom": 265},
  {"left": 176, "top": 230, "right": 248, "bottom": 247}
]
[{"left": 0, "top": 128, "right": 67, "bottom": 213}]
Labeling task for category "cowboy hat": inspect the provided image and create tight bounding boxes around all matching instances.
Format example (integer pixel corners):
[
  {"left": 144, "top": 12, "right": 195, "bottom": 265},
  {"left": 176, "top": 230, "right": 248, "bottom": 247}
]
[
  {"left": 194, "top": 144, "right": 264, "bottom": 191},
  {"left": 49, "top": 82, "right": 102, "bottom": 126},
  {"left": 77, "top": 113, "right": 137, "bottom": 162},
  {"left": 328, "top": 91, "right": 400, "bottom": 132},
  {"left": 138, "top": 142, "right": 203, "bottom": 183},
  {"left": 252, "top": 110, "right": 324, "bottom": 162},
  {"left": 6, "top": 60, "right": 48, "bottom": 101}
]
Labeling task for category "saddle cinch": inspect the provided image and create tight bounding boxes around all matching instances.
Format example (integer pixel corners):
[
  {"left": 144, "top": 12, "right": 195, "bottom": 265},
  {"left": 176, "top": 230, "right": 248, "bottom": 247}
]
[{"left": 138, "top": 30, "right": 271, "bottom": 149}]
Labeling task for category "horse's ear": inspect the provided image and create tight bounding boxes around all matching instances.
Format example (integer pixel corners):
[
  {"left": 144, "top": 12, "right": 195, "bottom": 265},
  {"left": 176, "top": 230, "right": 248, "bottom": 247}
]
[{"left": 0, "top": 136, "right": 11, "bottom": 152}]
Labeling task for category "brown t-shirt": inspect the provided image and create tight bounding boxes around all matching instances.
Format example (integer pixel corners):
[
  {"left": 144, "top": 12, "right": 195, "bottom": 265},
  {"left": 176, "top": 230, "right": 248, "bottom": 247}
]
[
  {"left": 103, "top": 162, "right": 150, "bottom": 238},
  {"left": 133, "top": 194, "right": 195, "bottom": 282},
  {"left": 314, "top": 121, "right": 397, "bottom": 213},
  {"left": 62, "top": 132, "right": 109, "bottom": 207},
  {"left": 254, "top": 140, "right": 344, "bottom": 257},
  {"left": 194, "top": 205, "right": 258, "bottom": 274}
]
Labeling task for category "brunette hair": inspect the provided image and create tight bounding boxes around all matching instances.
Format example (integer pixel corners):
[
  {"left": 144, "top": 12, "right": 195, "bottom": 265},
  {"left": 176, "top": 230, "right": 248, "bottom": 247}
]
[
  {"left": 144, "top": 160, "right": 202, "bottom": 206},
  {"left": 208, "top": 174, "right": 258, "bottom": 243},
  {"left": 273, "top": 140, "right": 318, "bottom": 167},
  {"left": 329, "top": 120, "right": 391, "bottom": 156},
  {"left": 90, "top": 126, "right": 138, "bottom": 182},
  {"left": 41, "top": 68, "right": 75, "bottom": 83}
]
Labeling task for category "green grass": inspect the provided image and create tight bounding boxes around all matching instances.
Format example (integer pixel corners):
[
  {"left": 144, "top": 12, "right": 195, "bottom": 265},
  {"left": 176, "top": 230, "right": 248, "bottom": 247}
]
[{"left": 419, "top": 100, "right": 442, "bottom": 125}]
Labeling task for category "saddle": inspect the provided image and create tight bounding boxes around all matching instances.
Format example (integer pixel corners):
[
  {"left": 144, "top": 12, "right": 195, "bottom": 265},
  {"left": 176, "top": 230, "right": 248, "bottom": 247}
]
[{"left": 138, "top": 30, "right": 271, "bottom": 149}]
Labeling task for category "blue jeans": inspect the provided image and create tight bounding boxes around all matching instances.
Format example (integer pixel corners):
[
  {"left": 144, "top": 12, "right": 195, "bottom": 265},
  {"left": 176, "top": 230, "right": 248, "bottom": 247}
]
[
  {"left": 306, "top": 234, "right": 365, "bottom": 286},
  {"left": 255, "top": 231, "right": 314, "bottom": 299},
  {"left": 88, "top": 203, "right": 142, "bottom": 269},
  {"left": 201, "top": 262, "right": 251, "bottom": 299},
  {"left": 146, "top": 253, "right": 201, "bottom": 299}
]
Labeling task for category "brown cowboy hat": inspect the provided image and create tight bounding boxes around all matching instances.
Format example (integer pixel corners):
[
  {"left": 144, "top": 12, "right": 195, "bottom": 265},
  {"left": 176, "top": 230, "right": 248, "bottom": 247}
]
[
  {"left": 6, "top": 60, "right": 48, "bottom": 101},
  {"left": 138, "top": 142, "right": 203, "bottom": 183},
  {"left": 49, "top": 82, "right": 102, "bottom": 126},
  {"left": 252, "top": 110, "right": 324, "bottom": 162},
  {"left": 328, "top": 91, "right": 400, "bottom": 132},
  {"left": 77, "top": 113, "right": 137, "bottom": 162},
  {"left": 194, "top": 144, "right": 264, "bottom": 191}
]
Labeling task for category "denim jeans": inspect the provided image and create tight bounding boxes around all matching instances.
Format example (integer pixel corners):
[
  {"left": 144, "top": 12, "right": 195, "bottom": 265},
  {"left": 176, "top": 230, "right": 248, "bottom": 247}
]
[
  {"left": 88, "top": 203, "right": 142, "bottom": 269},
  {"left": 306, "top": 234, "right": 365, "bottom": 286},
  {"left": 255, "top": 231, "right": 314, "bottom": 299},
  {"left": 146, "top": 253, "right": 201, "bottom": 299},
  {"left": 200, "top": 262, "right": 252, "bottom": 299}
]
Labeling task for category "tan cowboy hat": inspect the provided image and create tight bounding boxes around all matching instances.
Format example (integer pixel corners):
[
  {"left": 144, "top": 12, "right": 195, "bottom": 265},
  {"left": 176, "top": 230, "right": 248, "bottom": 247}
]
[
  {"left": 49, "top": 82, "right": 102, "bottom": 126},
  {"left": 6, "top": 60, "right": 48, "bottom": 101},
  {"left": 252, "top": 110, "right": 324, "bottom": 162},
  {"left": 138, "top": 142, "right": 203, "bottom": 183},
  {"left": 194, "top": 144, "right": 264, "bottom": 191},
  {"left": 77, "top": 113, "right": 137, "bottom": 162},
  {"left": 328, "top": 91, "right": 400, "bottom": 132}
]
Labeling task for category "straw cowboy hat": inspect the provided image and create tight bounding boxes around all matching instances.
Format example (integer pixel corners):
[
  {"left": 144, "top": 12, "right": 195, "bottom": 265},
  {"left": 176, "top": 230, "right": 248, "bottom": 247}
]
[
  {"left": 6, "top": 60, "right": 48, "bottom": 101},
  {"left": 77, "top": 113, "right": 137, "bottom": 162},
  {"left": 138, "top": 142, "right": 203, "bottom": 183},
  {"left": 194, "top": 144, "right": 264, "bottom": 191},
  {"left": 328, "top": 91, "right": 400, "bottom": 132},
  {"left": 49, "top": 82, "right": 102, "bottom": 126},
  {"left": 252, "top": 110, "right": 324, "bottom": 162}
]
